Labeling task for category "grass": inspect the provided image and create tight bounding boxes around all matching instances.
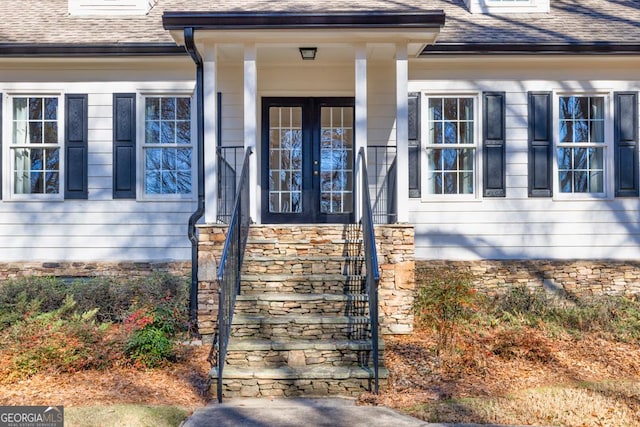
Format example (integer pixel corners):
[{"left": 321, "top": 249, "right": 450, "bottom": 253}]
[
  {"left": 65, "top": 405, "right": 189, "bottom": 427},
  {"left": 405, "top": 381, "right": 640, "bottom": 426}
]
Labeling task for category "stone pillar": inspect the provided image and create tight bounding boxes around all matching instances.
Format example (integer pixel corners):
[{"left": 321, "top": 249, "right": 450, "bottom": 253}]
[
  {"left": 375, "top": 224, "right": 415, "bottom": 335},
  {"left": 196, "top": 225, "right": 227, "bottom": 343}
]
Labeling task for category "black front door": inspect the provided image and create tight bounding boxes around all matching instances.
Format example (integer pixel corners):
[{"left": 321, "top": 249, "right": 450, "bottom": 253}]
[{"left": 261, "top": 97, "right": 355, "bottom": 224}]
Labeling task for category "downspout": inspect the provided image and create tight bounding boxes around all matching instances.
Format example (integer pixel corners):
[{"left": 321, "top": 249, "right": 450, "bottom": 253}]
[{"left": 184, "top": 27, "right": 205, "bottom": 334}]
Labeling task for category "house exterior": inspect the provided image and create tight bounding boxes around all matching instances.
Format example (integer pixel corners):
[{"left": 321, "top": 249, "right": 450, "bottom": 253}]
[{"left": 2, "top": 0, "right": 640, "bottom": 396}]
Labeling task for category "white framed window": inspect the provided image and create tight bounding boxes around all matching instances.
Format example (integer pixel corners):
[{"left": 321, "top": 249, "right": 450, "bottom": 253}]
[
  {"left": 553, "top": 93, "right": 612, "bottom": 199},
  {"left": 139, "top": 94, "right": 194, "bottom": 199},
  {"left": 422, "top": 94, "right": 479, "bottom": 198},
  {"left": 7, "top": 95, "right": 64, "bottom": 199}
]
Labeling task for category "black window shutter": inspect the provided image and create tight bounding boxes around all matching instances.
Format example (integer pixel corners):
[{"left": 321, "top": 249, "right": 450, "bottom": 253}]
[
  {"left": 113, "top": 93, "right": 136, "bottom": 199},
  {"left": 483, "top": 92, "right": 506, "bottom": 197},
  {"left": 65, "top": 94, "right": 89, "bottom": 199},
  {"left": 614, "top": 92, "right": 639, "bottom": 197},
  {"left": 528, "top": 92, "right": 553, "bottom": 197},
  {"left": 408, "top": 92, "right": 421, "bottom": 198}
]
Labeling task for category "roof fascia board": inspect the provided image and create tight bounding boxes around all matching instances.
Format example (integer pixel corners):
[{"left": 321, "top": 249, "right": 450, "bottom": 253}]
[
  {"left": 422, "top": 43, "right": 640, "bottom": 55},
  {"left": 0, "top": 44, "right": 186, "bottom": 57},
  {"left": 162, "top": 11, "right": 446, "bottom": 31}
]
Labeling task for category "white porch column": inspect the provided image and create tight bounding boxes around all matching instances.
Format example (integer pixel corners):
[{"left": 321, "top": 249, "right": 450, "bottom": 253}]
[
  {"left": 354, "top": 43, "right": 368, "bottom": 221},
  {"left": 395, "top": 44, "right": 409, "bottom": 223},
  {"left": 203, "top": 44, "right": 218, "bottom": 224},
  {"left": 244, "top": 43, "right": 259, "bottom": 221}
]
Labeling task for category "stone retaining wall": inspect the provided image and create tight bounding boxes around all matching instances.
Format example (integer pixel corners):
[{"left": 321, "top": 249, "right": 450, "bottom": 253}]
[
  {"left": 419, "top": 260, "right": 640, "bottom": 298},
  {"left": 0, "top": 261, "right": 190, "bottom": 281}
]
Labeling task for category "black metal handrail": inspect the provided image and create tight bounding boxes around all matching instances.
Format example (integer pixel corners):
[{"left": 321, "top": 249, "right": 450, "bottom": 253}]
[
  {"left": 358, "top": 147, "right": 381, "bottom": 394},
  {"left": 367, "top": 146, "right": 397, "bottom": 224},
  {"left": 215, "top": 147, "right": 253, "bottom": 403},
  {"left": 216, "top": 146, "right": 244, "bottom": 224}
]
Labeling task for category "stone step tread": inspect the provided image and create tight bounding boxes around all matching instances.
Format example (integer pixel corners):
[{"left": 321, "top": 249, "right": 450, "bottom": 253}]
[
  {"left": 232, "top": 315, "right": 370, "bottom": 325},
  {"left": 227, "top": 338, "right": 383, "bottom": 351},
  {"left": 246, "top": 239, "right": 363, "bottom": 247},
  {"left": 244, "top": 255, "right": 365, "bottom": 261},
  {"left": 211, "top": 365, "right": 388, "bottom": 380},
  {"left": 236, "top": 293, "right": 369, "bottom": 302},
  {"left": 242, "top": 274, "right": 365, "bottom": 282}
]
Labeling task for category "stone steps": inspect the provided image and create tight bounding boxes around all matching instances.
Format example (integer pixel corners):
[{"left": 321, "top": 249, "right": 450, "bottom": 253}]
[
  {"left": 210, "top": 365, "right": 389, "bottom": 398},
  {"left": 241, "top": 255, "right": 364, "bottom": 276},
  {"left": 224, "top": 339, "right": 383, "bottom": 369},
  {"left": 240, "top": 274, "right": 366, "bottom": 294},
  {"left": 211, "top": 223, "right": 384, "bottom": 399},
  {"left": 234, "top": 293, "right": 369, "bottom": 316},
  {"left": 231, "top": 314, "right": 371, "bottom": 341}
]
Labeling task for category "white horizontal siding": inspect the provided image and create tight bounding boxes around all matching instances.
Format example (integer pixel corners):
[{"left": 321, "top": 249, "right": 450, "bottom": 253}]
[
  {"left": 0, "top": 62, "right": 197, "bottom": 263},
  {"left": 407, "top": 57, "right": 640, "bottom": 260}
]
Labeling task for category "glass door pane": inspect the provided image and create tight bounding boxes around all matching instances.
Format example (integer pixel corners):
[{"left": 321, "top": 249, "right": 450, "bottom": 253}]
[
  {"left": 320, "top": 107, "right": 353, "bottom": 214},
  {"left": 268, "top": 106, "right": 303, "bottom": 213}
]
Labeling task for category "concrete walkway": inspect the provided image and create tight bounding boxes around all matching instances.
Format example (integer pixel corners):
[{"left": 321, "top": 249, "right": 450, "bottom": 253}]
[{"left": 181, "top": 397, "right": 511, "bottom": 427}]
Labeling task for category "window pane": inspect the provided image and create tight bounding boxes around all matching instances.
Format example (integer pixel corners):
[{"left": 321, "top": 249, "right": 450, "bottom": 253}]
[
  {"left": 45, "top": 172, "right": 59, "bottom": 194},
  {"left": 146, "top": 148, "right": 161, "bottom": 169},
  {"left": 177, "top": 171, "right": 191, "bottom": 194},
  {"left": 145, "top": 171, "right": 161, "bottom": 194},
  {"left": 444, "top": 98, "right": 458, "bottom": 120},
  {"left": 176, "top": 148, "right": 192, "bottom": 170},
  {"left": 146, "top": 98, "right": 160, "bottom": 120},
  {"left": 429, "top": 98, "right": 442, "bottom": 121},
  {"left": 161, "top": 97, "right": 176, "bottom": 120},
  {"left": 161, "top": 121, "right": 175, "bottom": 144},
  {"left": 444, "top": 122, "right": 458, "bottom": 144},
  {"left": 176, "top": 121, "right": 190, "bottom": 144},
  {"left": 44, "top": 122, "right": 57, "bottom": 144},
  {"left": 431, "top": 122, "right": 443, "bottom": 144},
  {"left": 146, "top": 121, "right": 160, "bottom": 144},
  {"left": 162, "top": 171, "right": 177, "bottom": 193},
  {"left": 176, "top": 98, "right": 190, "bottom": 120},
  {"left": 29, "top": 122, "right": 42, "bottom": 144},
  {"left": 29, "top": 98, "right": 43, "bottom": 120},
  {"left": 45, "top": 98, "right": 58, "bottom": 120}
]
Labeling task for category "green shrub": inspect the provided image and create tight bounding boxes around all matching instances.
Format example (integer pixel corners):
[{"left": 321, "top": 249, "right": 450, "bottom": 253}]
[
  {"left": 0, "top": 277, "right": 67, "bottom": 329},
  {"left": 125, "top": 327, "right": 175, "bottom": 368},
  {"left": 0, "top": 273, "right": 190, "bottom": 380},
  {"left": 0, "top": 296, "right": 118, "bottom": 382},
  {"left": 413, "top": 270, "right": 478, "bottom": 355}
]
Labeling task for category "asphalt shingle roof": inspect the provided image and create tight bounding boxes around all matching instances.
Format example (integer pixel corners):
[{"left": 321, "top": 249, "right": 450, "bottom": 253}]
[{"left": 1, "top": 0, "right": 639, "bottom": 47}]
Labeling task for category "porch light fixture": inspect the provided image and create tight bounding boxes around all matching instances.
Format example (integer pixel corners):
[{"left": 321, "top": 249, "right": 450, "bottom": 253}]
[{"left": 299, "top": 47, "right": 317, "bottom": 60}]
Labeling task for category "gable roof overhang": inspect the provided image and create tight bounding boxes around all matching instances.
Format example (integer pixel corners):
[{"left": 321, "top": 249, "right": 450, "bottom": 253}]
[{"left": 162, "top": 11, "right": 446, "bottom": 57}]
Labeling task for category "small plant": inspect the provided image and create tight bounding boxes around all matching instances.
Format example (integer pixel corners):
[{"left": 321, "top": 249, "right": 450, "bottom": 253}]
[
  {"left": 125, "top": 326, "right": 175, "bottom": 368},
  {"left": 413, "top": 269, "right": 478, "bottom": 355}
]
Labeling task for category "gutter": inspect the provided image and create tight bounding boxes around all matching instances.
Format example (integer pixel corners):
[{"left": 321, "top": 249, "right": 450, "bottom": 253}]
[
  {"left": 184, "top": 27, "right": 205, "bottom": 333},
  {"left": 421, "top": 43, "right": 640, "bottom": 56},
  {"left": 0, "top": 43, "right": 186, "bottom": 57}
]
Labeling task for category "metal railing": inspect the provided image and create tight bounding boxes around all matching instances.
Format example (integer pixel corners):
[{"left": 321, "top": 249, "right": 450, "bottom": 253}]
[
  {"left": 216, "top": 146, "right": 244, "bottom": 224},
  {"left": 215, "top": 147, "right": 253, "bottom": 403},
  {"left": 366, "top": 146, "right": 397, "bottom": 224},
  {"left": 358, "top": 147, "right": 381, "bottom": 394}
]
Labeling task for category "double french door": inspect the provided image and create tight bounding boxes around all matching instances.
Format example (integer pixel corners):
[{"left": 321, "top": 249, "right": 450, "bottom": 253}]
[{"left": 261, "top": 97, "right": 355, "bottom": 224}]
